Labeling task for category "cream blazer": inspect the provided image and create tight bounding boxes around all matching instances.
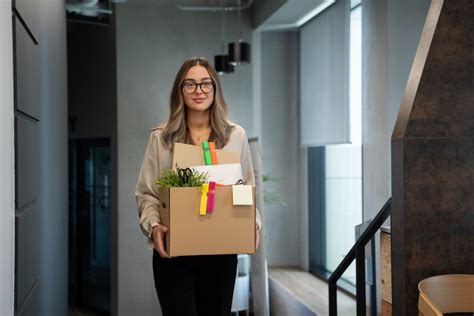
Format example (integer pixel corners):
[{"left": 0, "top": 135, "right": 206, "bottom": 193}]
[{"left": 135, "top": 122, "right": 262, "bottom": 249}]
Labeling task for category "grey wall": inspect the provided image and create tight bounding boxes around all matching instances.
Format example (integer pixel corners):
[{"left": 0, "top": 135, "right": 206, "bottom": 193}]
[
  {"left": 38, "top": 0, "right": 69, "bottom": 315},
  {"left": 386, "top": 0, "right": 431, "bottom": 192},
  {"left": 362, "top": 0, "right": 389, "bottom": 224},
  {"left": 362, "top": 0, "right": 430, "bottom": 310},
  {"left": 252, "top": 29, "right": 307, "bottom": 269},
  {"left": 0, "top": 1, "right": 15, "bottom": 315},
  {"left": 363, "top": 0, "right": 430, "bottom": 220},
  {"left": 362, "top": 0, "right": 389, "bottom": 310},
  {"left": 115, "top": 2, "right": 255, "bottom": 315},
  {"left": 259, "top": 31, "right": 300, "bottom": 266}
]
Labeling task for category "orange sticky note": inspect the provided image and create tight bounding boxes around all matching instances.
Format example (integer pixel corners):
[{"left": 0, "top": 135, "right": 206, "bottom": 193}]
[{"left": 209, "top": 141, "right": 218, "bottom": 165}]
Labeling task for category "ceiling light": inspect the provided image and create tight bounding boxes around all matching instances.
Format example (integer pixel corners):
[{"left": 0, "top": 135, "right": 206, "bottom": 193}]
[{"left": 227, "top": 0, "right": 250, "bottom": 65}]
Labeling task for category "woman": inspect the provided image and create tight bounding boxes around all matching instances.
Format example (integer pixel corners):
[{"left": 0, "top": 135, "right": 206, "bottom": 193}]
[{"left": 135, "top": 57, "right": 262, "bottom": 316}]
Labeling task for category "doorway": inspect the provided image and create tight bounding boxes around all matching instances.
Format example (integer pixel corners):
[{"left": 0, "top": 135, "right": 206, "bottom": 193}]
[{"left": 69, "top": 138, "right": 111, "bottom": 315}]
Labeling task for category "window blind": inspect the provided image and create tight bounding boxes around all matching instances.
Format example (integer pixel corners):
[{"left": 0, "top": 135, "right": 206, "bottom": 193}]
[{"left": 300, "top": 0, "right": 350, "bottom": 146}]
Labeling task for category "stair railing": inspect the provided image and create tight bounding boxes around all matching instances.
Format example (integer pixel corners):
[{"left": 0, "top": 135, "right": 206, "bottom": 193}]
[{"left": 328, "top": 198, "right": 392, "bottom": 316}]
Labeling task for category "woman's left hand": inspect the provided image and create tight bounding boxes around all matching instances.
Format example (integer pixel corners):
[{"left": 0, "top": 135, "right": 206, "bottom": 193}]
[{"left": 255, "top": 225, "right": 260, "bottom": 251}]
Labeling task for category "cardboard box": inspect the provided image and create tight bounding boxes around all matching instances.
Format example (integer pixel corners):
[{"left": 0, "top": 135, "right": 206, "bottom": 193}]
[
  {"left": 158, "top": 186, "right": 256, "bottom": 256},
  {"left": 172, "top": 142, "right": 240, "bottom": 169},
  {"left": 157, "top": 142, "right": 256, "bottom": 256}
]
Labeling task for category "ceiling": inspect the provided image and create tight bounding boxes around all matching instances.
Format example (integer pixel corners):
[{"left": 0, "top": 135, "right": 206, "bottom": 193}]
[
  {"left": 257, "top": 0, "right": 335, "bottom": 31},
  {"left": 65, "top": 0, "right": 335, "bottom": 29}
]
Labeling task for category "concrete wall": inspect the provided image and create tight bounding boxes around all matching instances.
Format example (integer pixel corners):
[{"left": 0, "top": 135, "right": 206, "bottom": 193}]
[
  {"left": 362, "top": 0, "right": 389, "bottom": 224},
  {"left": 259, "top": 31, "right": 300, "bottom": 266},
  {"left": 362, "top": 0, "right": 389, "bottom": 309},
  {"left": 252, "top": 29, "right": 306, "bottom": 268},
  {"left": 386, "top": 0, "right": 431, "bottom": 192},
  {"left": 362, "top": 0, "right": 430, "bottom": 220},
  {"left": 115, "top": 2, "right": 255, "bottom": 315},
  {"left": 38, "top": 0, "right": 69, "bottom": 314},
  {"left": 0, "top": 2, "right": 15, "bottom": 315}
]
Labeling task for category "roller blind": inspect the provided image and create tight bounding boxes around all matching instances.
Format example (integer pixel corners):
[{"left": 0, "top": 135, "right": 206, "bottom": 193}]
[{"left": 300, "top": 0, "right": 350, "bottom": 146}]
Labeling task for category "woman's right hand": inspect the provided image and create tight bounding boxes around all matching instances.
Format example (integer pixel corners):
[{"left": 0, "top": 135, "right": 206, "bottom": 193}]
[{"left": 152, "top": 224, "right": 171, "bottom": 258}]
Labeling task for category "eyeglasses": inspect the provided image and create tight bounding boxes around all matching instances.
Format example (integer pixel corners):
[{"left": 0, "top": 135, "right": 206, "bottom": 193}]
[{"left": 181, "top": 81, "right": 215, "bottom": 94}]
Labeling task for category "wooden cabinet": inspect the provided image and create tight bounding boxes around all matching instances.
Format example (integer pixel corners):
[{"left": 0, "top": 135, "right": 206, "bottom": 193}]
[{"left": 381, "top": 227, "right": 392, "bottom": 315}]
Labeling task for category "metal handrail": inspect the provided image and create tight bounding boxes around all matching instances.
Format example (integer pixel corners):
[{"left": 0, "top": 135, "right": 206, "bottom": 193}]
[{"left": 328, "top": 198, "right": 392, "bottom": 316}]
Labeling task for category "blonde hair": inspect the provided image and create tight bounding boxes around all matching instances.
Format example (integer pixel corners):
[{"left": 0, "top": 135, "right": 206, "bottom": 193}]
[{"left": 161, "top": 57, "right": 233, "bottom": 149}]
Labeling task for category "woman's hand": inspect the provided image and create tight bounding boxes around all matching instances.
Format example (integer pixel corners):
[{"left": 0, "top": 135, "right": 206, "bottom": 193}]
[
  {"left": 256, "top": 225, "right": 260, "bottom": 251},
  {"left": 152, "top": 224, "right": 171, "bottom": 258}
]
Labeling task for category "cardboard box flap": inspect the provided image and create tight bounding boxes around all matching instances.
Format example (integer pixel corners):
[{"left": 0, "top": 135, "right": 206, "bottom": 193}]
[{"left": 172, "top": 142, "right": 240, "bottom": 169}]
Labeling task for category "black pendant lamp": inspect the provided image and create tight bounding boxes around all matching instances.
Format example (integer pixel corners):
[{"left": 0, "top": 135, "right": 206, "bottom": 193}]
[
  {"left": 228, "top": 40, "right": 250, "bottom": 65},
  {"left": 214, "top": 5, "right": 234, "bottom": 74},
  {"left": 214, "top": 54, "right": 234, "bottom": 74},
  {"left": 228, "top": 0, "right": 251, "bottom": 65}
]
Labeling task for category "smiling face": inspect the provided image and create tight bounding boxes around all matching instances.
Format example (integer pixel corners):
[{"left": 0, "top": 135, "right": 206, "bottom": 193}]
[{"left": 181, "top": 65, "right": 215, "bottom": 113}]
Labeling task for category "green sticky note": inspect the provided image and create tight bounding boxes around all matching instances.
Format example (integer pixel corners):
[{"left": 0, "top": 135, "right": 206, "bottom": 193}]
[{"left": 202, "top": 141, "right": 212, "bottom": 165}]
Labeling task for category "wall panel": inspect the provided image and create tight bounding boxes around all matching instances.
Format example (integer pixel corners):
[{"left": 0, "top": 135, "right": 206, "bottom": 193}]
[
  {"left": 14, "top": 18, "right": 41, "bottom": 119},
  {"left": 14, "top": 0, "right": 40, "bottom": 42},
  {"left": 15, "top": 205, "right": 40, "bottom": 310},
  {"left": 15, "top": 116, "right": 39, "bottom": 209}
]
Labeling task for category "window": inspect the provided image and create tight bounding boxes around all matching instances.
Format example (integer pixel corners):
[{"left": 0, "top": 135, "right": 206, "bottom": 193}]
[{"left": 308, "top": 3, "right": 362, "bottom": 293}]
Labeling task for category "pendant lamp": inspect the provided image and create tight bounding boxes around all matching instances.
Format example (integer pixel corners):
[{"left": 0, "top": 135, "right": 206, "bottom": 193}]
[
  {"left": 214, "top": 3, "right": 234, "bottom": 74},
  {"left": 228, "top": 40, "right": 250, "bottom": 65},
  {"left": 214, "top": 54, "right": 234, "bottom": 74},
  {"left": 228, "top": 0, "right": 251, "bottom": 65}
]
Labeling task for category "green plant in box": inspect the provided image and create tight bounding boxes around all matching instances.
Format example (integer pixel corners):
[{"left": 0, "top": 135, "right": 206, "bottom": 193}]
[{"left": 155, "top": 166, "right": 209, "bottom": 188}]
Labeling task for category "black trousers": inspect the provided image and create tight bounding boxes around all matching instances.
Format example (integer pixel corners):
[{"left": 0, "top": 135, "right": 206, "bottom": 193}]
[{"left": 152, "top": 249, "right": 238, "bottom": 316}]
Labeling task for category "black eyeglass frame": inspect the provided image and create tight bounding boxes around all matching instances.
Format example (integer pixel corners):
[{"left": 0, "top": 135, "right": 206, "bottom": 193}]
[{"left": 181, "top": 81, "right": 216, "bottom": 94}]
